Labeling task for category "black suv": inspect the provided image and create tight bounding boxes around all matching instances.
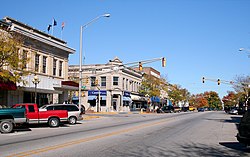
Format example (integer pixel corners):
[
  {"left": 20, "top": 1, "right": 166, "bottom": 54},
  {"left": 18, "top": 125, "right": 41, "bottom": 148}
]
[{"left": 237, "top": 109, "right": 250, "bottom": 146}]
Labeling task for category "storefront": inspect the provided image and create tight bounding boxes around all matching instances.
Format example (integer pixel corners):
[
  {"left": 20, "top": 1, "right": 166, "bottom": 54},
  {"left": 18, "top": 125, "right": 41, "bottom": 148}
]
[
  {"left": 0, "top": 80, "right": 17, "bottom": 107},
  {"left": 131, "top": 94, "right": 147, "bottom": 111},
  {"left": 122, "top": 91, "right": 132, "bottom": 112},
  {"left": 151, "top": 96, "right": 161, "bottom": 109},
  {"left": 88, "top": 90, "right": 107, "bottom": 112}
]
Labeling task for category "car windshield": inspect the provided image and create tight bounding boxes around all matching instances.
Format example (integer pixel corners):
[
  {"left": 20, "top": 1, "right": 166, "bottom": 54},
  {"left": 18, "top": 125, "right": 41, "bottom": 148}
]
[{"left": 40, "top": 105, "right": 47, "bottom": 109}]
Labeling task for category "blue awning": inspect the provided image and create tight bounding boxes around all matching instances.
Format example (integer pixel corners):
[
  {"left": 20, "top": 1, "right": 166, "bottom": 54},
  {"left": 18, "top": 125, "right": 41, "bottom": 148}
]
[
  {"left": 151, "top": 96, "right": 160, "bottom": 103},
  {"left": 72, "top": 96, "right": 79, "bottom": 101},
  {"left": 88, "top": 96, "right": 106, "bottom": 100},
  {"left": 123, "top": 97, "right": 132, "bottom": 102}
]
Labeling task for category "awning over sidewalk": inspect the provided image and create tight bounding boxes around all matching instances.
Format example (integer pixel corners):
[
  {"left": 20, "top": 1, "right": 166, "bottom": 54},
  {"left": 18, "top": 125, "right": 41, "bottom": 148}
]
[
  {"left": 123, "top": 97, "right": 132, "bottom": 102},
  {"left": 21, "top": 87, "right": 62, "bottom": 94},
  {"left": 0, "top": 80, "right": 17, "bottom": 90},
  {"left": 88, "top": 95, "right": 107, "bottom": 100},
  {"left": 56, "top": 81, "right": 79, "bottom": 90}
]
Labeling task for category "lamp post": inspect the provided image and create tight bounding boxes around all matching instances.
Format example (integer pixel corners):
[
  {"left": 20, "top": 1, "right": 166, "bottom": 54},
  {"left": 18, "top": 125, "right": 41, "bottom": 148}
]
[
  {"left": 78, "top": 13, "right": 110, "bottom": 110},
  {"left": 32, "top": 75, "right": 40, "bottom": 104}
]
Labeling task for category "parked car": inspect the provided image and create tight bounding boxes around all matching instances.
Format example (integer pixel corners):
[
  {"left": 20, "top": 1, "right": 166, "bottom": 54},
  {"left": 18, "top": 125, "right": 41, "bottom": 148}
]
[
  {"left": 0, "top": 107, "right": 28, "bottom": 133},
  {"left": 13, "top": 103, "right": 68, "bottom": 127},
  {"left": 40, "top": 104, "right": 83, "bottom": 124},
  {"left": 161, "top": 106, "right": 174, "bottom": 113},
  {"left": 229, "top": 108, "right": 238, "bottom": 115},
  {"left": 237, "top": 109, "right": 250, "bottom": 146},
  {"left": 198, "top": 108, "right": 205, "bottom": 112}
]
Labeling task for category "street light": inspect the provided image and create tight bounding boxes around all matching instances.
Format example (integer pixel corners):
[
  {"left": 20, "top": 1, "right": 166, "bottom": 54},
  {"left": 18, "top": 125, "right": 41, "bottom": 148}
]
[
  {"left": 32, "top": 75, "right": 40, "bottom": 104},
  {"left": 78, "top": 13, "right": 110, "bottom": 110}
]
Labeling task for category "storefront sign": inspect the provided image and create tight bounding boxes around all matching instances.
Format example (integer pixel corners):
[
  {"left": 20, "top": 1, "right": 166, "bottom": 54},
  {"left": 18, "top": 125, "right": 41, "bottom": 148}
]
[{"left": 88, "top": 90, "right": 107, "bottom": 96}]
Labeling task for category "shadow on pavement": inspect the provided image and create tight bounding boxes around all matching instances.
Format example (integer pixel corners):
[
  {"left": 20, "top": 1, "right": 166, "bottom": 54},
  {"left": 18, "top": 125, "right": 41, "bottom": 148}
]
[
  {"left": 11, "top": 123, "right": 71, "bottom": 133},
  {"left": 110, "top": 142, "right": 249, "bottom": 157},
  {"left": 13, "top": 127, "right": 32, "bottom": 132},
  {"left": 219, "top": 142, "right": 250, "bottom": 153}
]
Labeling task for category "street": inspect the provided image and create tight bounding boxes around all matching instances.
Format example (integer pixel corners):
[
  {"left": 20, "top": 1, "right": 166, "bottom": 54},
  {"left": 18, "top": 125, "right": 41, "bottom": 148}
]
[{"left": 0, "top": 111, "right": 249, "bottom": 157}]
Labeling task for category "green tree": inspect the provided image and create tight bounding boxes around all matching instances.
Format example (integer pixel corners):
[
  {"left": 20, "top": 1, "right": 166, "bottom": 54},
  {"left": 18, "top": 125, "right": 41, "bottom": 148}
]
[
  {"left": 204, "top": 91, "right": 222, "bottom": 110},
  {"left": 168, "top": 85, "right": 190, "bottom": 106},
  {"left": 139, "top": 74, "right": 161, "bottom": 97},
  {"left": 0, "top": 30, "right": 29, "bottom": 83}
]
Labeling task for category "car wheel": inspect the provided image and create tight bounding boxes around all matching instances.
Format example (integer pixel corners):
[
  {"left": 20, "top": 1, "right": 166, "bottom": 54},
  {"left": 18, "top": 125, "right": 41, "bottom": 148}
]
[
  {"left": 69, "top": 116, "right": 77, "bottom": 125},
  {"left": 0, "top": 120, "right": 13, "bottom": 133},
  {"left": 48, "top": 118, "right": 60, "bottom": 127}
]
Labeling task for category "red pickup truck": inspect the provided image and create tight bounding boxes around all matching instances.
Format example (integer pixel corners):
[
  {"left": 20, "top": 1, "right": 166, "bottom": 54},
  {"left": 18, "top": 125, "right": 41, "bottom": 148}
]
[{"left": 13, "top": 103, "right": 68, "bottom": 127}]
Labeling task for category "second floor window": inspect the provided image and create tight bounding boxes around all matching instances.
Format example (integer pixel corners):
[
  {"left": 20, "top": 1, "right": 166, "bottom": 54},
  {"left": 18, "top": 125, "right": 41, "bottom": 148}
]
[
  {"left": 59, "top": 61, "right": 63, "bottom": 77},
  {"left": 101, "top": 77, "right": 106, "bottom": 87},
  {"left": 35, "top": 54, "right": 39, "bottom": 72},
  {"left": 42, "top": 56, "right": 47, "bottom": 73},
  {"left": 22, "top": 50, "right": 28, "bottom": 69},
  {"left": 113, "top": 77, "right": 119, "bottom": 86},
  {"left": 91, "top": 76, "right": 96, "bottom": 87},
  {"left": 126, "top": 79, "right": 128, "bottom": 90},
  {"left": 53, "top": 59, "right": 57, "bottom": 76}
]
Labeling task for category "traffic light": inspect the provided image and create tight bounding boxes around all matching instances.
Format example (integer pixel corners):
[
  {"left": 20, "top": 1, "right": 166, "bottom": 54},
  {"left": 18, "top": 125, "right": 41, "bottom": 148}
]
[
  {"left": 162, "top": 57, "right": 166, "bottom": 67},
  {"left": 202, "top": 77, "right": 205, "bottom": 83},
  {"left": 139, "top": 62, "right": 142, "bottom": 71},
  {"left": 217, "top": 79, "right": 220, "bottom": 85},
  {"left": 81, "top": 92, "right": 85, "bottom": 97},
  {"left": 83, "top": 78, "right": 89, "bottom": 84},
  {"left": 95, "top": 79, "right": 98, "bottom": 85}
]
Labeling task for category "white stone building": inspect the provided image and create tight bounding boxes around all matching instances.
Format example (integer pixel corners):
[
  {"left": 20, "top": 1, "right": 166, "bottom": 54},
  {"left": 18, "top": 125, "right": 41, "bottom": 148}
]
[
  {"left": 0, "top": 17, "right": 76, "bottom": 107},
  {"left": 68, "top": 57, "right": 143, "bottom": 112}
]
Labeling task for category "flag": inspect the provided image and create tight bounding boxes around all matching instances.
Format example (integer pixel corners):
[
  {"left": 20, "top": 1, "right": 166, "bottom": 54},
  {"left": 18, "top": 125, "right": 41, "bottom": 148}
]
[
  {"left": 53, "top": 18, "right": 57, "bottom": 26},
  {"left": 47, "top": 24, "right": 52, "bottom": 32},
  {"left": 61, "top": 22, "right": 65, "bottom": 30}
]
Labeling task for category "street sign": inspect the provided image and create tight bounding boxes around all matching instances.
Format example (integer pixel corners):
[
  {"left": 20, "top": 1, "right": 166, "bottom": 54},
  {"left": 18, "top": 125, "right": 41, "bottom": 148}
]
[{"left": 81, "top": 86, "right": 86, "bottom": 89}]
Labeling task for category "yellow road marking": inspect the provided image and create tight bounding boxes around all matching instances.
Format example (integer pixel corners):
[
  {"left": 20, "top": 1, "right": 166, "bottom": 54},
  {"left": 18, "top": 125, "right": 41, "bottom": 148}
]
[
  {"left": 6, "top": 118, "right": 173, "bottom": 157},
  {"left": 83, "top": 116, "right": 100, "bottom": 120}
]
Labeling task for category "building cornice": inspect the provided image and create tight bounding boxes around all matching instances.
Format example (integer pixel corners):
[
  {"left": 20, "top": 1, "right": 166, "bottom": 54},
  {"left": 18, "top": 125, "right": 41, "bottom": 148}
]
[{"left": 3, "top": 17, "right": 75, "bottom": 54}]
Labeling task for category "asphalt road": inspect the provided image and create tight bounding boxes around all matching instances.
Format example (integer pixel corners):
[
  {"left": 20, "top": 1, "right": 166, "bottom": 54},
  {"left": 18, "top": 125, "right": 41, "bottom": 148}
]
[{"left": 0, "top": 111, "right": 249, "bottom": 157}]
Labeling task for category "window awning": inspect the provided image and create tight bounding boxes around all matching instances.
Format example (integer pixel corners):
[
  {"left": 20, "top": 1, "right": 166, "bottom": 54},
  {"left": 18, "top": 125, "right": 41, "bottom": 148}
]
[
  {"left": 88, "top": 95, "right": 107, "bottom": 100},
  {"left": 0, "top": 80, "right": 17, "bottom": 90},
  {"left": 123, "top": 97, "right": 132, "bottom": 102}
]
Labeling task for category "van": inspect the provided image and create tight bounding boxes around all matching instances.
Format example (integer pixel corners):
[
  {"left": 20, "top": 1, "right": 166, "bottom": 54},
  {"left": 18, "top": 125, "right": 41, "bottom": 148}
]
[{"left": 40, "top": 104, "right": 83, "bottom": 124}]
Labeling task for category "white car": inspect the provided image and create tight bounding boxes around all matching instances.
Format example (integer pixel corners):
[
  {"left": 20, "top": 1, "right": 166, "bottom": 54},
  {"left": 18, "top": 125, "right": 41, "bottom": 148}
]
[
  {"left": 40, "top": 104, "right": 83, "bottom": 124},
  {"left": 229, "top": 109, "right": 238, "bottom": 115}
]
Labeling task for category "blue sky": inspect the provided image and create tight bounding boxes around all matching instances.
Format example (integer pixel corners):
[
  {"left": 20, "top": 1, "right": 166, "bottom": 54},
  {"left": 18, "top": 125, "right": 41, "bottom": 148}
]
[{"left": 1, "top": 0, "right": 250, "bottom": 98}]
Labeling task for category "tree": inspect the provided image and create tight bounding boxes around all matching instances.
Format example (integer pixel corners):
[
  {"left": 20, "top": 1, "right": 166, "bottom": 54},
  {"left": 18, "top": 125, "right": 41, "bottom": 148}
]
[
  {"left": 139, "top": 74, "right": 161, "bottom": 97},
  {"left": 233, "top": 75, "right": 250, "bottom": 110},
  {"left": 0, "top": 30, "right": 29, "bottom": 83},
  {"left": 204, "top": 91, "right": 222, "bottom": 110},
  {"left": 168, "top": 85, "right": 190, "bottom": 106},
  {"left": 189, "top": 94, "right": 208, "bottom": 108},
  {"left": 222, "top": 91, "right": 238, "bottom": 107}
]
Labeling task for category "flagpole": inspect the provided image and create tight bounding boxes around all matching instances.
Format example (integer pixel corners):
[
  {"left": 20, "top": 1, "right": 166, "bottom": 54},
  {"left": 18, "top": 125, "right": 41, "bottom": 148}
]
[
  {"left": 61, "top": 22, "right": 65, "bottom": 40},
  {"left": 51, "top": 18, "right": 54, "bottom": 35},
  {"left": 61, "top": 29, "right": 63, "bottom": 39}
]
